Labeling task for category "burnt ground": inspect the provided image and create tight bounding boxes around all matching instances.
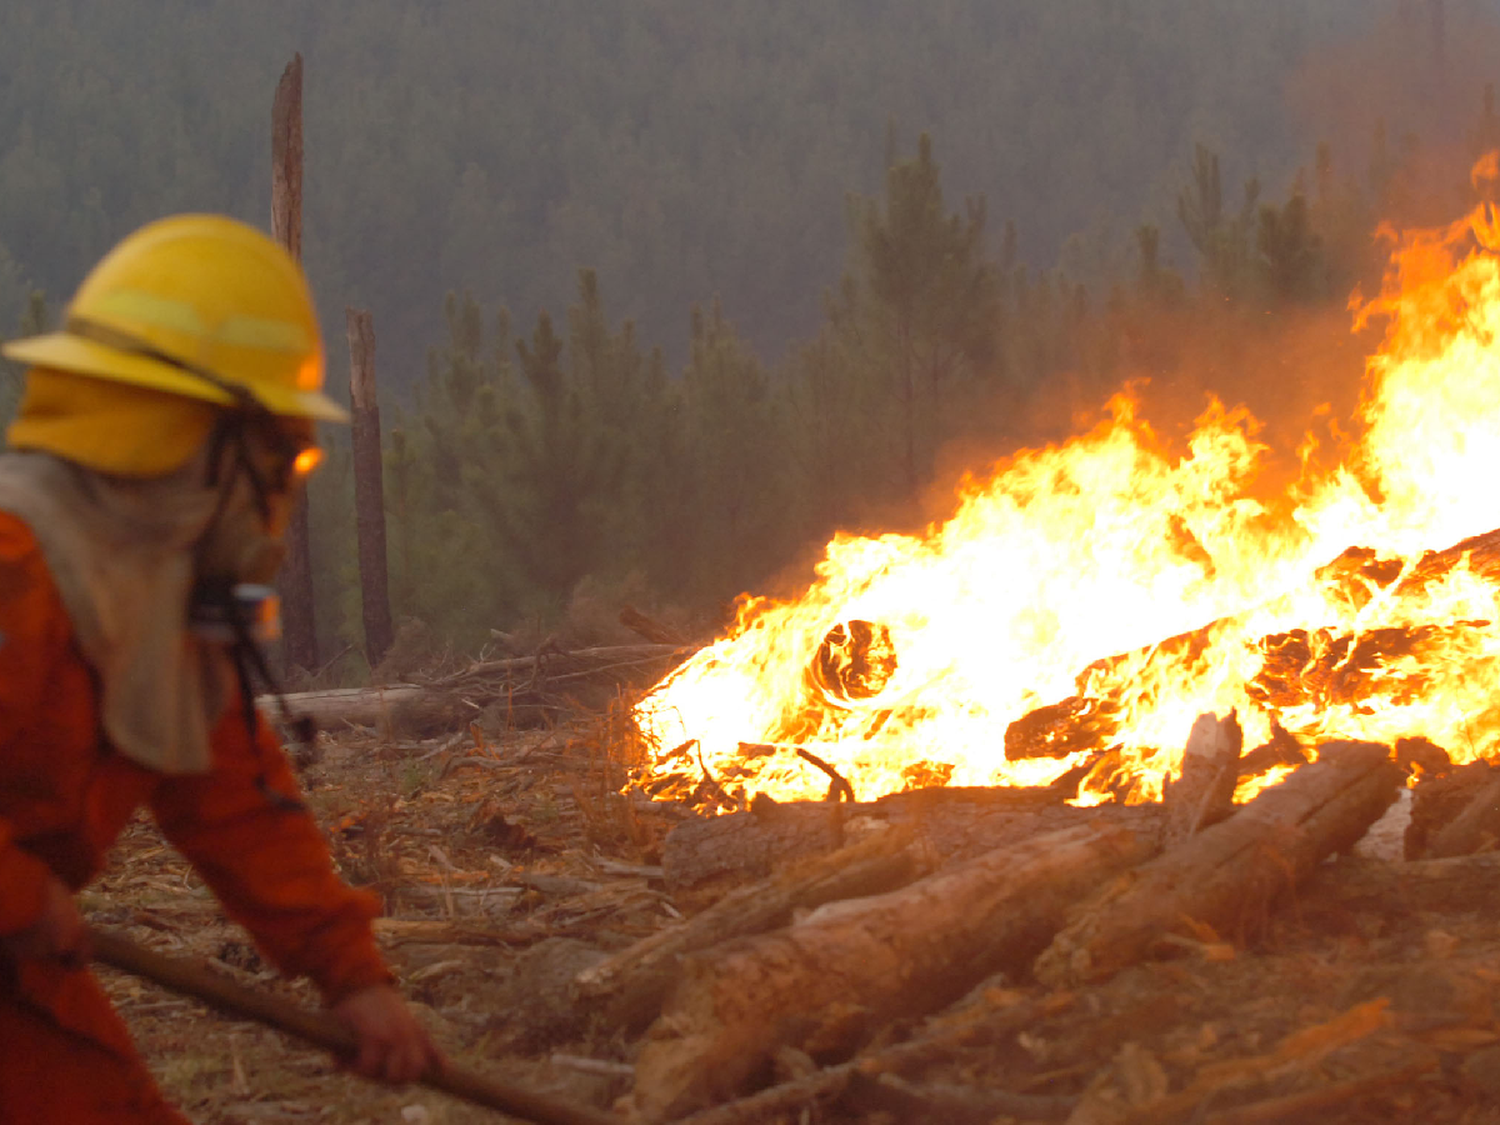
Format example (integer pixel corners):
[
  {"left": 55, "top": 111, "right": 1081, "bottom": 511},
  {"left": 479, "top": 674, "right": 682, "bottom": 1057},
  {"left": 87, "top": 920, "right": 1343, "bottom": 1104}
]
[{"left": 90, "top": 717, "right": 1500, "bottom": 1125}]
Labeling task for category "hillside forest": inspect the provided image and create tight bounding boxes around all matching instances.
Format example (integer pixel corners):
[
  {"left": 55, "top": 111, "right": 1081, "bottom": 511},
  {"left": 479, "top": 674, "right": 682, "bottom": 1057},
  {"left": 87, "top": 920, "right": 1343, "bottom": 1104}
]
[{"left": 3, "top": 0, "right": 1499, "bottom": 672}]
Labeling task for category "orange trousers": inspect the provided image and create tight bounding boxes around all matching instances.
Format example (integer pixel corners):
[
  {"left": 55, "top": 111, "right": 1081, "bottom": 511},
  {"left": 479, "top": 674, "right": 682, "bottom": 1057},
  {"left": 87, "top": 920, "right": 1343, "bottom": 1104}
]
[{"left": 0, "top": 968, "right": 190, "bottom": 1124}]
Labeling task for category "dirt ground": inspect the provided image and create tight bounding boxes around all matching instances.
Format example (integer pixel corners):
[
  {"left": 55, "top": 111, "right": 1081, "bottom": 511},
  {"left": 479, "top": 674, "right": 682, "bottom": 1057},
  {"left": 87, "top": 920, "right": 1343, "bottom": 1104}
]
[{"left": 91, "top": 717, "right": 1500, "bottom": 1125}]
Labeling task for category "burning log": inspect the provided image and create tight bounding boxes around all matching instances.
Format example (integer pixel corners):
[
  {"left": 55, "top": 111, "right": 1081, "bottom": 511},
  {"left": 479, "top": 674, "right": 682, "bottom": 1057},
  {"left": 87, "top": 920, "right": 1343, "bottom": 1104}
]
[
  {"left": 573, "top": 826, "right": 926, "bottom": 1032},
  {"left": 628, "top": 818, "right": 1157, "bottom": 1119},
  {"left": 1034, "top": 741, "right": 1403, "bottom": 988},
  {"left": 1161, "top": 711, "right": 1243, "bottom": 847},
  {"left": 1003, "top": 525, "right": 1500, "bottom": 772}
]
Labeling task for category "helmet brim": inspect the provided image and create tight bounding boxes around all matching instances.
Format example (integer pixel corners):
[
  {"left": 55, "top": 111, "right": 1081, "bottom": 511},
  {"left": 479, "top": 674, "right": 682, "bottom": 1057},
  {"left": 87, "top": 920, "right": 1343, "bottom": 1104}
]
[{"left": 2, "top": 332, "right": 351, "bottom": 424}]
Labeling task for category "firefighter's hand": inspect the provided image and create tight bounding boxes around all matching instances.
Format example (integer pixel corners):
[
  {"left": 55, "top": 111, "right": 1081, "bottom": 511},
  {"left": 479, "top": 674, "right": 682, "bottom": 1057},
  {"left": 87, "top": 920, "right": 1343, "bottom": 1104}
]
[
  {"left": 2, "top": 876, "right": 90, "bottom": 969},
  {"left": 332, "top": 983, "right": 444, "bottom": 1085}
]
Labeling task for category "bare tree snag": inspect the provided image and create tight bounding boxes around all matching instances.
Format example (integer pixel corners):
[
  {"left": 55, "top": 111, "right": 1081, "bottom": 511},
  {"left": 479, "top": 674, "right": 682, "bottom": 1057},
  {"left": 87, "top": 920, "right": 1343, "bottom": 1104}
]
[
  {"left": 575, "top": 825, "right": 926, "bottom": 1032},
  {"left": 271, "top": 52, "right": 318, "bottom": 673},
  {"left": 1034, "top": 741, "right": 1403, "bottom": 989},
  {"left": 347, "top": 307, "right": 394, "bottom": 667},
  {"left": 1161, "top": 710, "right": 1243, "bottom": 847},
  {"left": 628, "top": 819, "right": 1157, "bottom": 1119}
]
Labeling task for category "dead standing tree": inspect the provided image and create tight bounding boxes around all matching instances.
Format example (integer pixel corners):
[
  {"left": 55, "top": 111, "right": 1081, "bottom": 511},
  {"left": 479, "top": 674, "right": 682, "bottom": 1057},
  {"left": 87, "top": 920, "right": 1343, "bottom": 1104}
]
[
  {"left": 272, "top": 52, "right": 320, "bottom": 673},
  {"left": 347, "top": 307, "right": 394, "bottom": 667}
]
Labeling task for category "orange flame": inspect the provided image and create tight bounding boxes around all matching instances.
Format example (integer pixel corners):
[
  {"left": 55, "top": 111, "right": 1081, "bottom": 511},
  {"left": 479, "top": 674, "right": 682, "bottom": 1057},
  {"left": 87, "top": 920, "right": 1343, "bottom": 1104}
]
[{"left": 636, "top": 163, "right": 1500, "bottom": 808}]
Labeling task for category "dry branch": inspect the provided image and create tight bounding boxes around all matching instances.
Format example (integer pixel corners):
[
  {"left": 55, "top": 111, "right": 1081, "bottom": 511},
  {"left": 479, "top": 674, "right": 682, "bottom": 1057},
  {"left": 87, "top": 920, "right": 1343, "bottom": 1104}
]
[
  {"left": 1034, "top": 741, "right": 1403, "bottom": 988},
  {"left": 574, "top": 825, "right": 925, "bottom": 1031},
  {"left": 629, "top": 818, "right": 1157, "bottom": 1118}
]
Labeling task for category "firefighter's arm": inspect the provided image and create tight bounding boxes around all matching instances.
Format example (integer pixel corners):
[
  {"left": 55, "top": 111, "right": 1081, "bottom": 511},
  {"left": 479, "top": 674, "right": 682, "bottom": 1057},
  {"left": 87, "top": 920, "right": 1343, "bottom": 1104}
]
[
  {"left": 0, "top": 516, "right": 85, "bottom": 959},
  {"left": 149, "top": 711, "right": 391, "bottom": 1004}
]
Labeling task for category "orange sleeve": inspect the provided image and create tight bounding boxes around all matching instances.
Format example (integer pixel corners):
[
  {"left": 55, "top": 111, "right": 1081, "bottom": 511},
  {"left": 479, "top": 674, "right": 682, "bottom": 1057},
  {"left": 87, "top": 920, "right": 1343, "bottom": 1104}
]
[
  {"left": 150, "top": 710, "right": 392, "bottom": 1005},
  {"left": 0, "top": 514, "right": 69, "bottom": 936}
]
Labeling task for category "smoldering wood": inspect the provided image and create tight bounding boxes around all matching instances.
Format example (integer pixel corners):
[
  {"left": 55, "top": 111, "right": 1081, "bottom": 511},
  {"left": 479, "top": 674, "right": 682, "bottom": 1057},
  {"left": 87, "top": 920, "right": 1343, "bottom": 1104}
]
[
  {"left": 1161, "top": 711, "right": 1243, "bottom": 847},
  {"left": 1034, "top": 741, "right": 1403, "bottom": 989},
  {"left": 659, "top": 784, "right": 1152, "bottom": 892},
  {"left": 271, "top": 52, "right": 319, "bottom": 674},
  {"left": 347, "top": 307, "right": 395, "bottom": 667},
  {"left": 574, "top": 826, "right": 926, "bottom": 1032},
  {"left": 629, "top": 819, "right": 1158, "bottom": 1119}
]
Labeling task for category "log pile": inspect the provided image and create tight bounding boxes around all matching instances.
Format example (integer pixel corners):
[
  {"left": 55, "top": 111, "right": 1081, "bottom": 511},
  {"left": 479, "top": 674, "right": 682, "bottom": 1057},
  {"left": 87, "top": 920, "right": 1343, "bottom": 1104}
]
[{"left": 539, "top": 713, "right": 1428, "bottom": 1119}]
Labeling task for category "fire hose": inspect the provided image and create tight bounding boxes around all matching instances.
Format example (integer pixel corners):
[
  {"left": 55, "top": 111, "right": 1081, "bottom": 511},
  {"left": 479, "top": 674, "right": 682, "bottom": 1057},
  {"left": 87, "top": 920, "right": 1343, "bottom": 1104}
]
[{"left": 88, "top": 926, "right": 621, "bottom": 1125}]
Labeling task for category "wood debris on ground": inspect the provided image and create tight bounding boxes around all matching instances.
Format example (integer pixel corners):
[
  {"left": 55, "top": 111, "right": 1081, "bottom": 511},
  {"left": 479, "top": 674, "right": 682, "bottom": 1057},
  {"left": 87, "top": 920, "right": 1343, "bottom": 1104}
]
[{"left": 88, "top": 661, "right": 1500, "bottom": 1124}]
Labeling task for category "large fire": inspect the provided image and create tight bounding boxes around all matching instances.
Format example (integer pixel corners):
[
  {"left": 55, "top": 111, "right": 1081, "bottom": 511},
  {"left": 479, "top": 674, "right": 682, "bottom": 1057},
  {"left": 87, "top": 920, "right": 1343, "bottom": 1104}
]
[{"left": 634, "top": 162, "right": 1500, "bottom": 809}]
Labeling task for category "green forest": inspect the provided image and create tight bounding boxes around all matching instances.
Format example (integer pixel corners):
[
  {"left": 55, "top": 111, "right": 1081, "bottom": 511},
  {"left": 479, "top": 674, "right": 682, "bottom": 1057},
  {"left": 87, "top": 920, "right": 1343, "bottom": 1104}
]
[{"left": 3, "top": 0, "right": 1500, "bottom": 672}]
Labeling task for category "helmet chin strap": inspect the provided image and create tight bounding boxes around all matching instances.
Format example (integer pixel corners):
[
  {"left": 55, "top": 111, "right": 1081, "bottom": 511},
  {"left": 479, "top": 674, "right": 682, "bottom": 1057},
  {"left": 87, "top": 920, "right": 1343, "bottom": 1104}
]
[{"left": 193, "top": 417, "right": 316, "bottom": 810}]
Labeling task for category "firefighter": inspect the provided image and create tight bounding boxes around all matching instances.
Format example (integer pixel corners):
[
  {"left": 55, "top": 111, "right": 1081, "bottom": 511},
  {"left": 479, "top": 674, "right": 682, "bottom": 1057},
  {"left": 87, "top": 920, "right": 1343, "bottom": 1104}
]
[{"left": 0, "top": 215, "right": 442, "bottom": 1122}]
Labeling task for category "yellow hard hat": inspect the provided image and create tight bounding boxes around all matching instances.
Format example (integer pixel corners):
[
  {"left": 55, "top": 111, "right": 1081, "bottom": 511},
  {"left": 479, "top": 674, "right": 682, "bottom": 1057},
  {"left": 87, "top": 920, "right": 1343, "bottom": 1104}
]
[{"left": 2, "top": 214, "right": 348, "bottom": 425}]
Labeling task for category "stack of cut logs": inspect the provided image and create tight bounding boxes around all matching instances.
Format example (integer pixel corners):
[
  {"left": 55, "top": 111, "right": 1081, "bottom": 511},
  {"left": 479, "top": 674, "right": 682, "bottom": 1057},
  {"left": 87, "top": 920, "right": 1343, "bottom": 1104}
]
[{"left": 572, "top": 714, "right": 1431, "bottom": 1119}]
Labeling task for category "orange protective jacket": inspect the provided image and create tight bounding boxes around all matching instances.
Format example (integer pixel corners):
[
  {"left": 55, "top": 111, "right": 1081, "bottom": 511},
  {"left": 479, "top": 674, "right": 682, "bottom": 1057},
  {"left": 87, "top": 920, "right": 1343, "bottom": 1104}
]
[{"left": 0, "top": 509, "right": 390, "bottom": 1120}]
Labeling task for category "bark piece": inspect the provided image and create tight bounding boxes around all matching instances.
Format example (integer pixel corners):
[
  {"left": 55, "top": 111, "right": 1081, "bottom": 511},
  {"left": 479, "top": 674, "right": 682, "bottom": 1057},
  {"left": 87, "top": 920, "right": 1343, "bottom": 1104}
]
[
  {"left": 629, "top": 819, "right": 1157, "bottom": 1118},
  {"left": 575, "top": 825, "right": 925, "bottom": 1032},
  {"left": 1161, "top": 711, "right": 1243, "bottom": 847},
  {"left": 1034, "top": 741, "right": 1403, "bottom": 988}
]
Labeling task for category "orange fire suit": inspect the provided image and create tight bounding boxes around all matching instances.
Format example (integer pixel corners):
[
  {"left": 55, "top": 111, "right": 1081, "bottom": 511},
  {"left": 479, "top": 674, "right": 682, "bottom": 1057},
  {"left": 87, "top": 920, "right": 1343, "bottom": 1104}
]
[{"left": 0, "top": 510, "right": 391, "bottom": 1122}]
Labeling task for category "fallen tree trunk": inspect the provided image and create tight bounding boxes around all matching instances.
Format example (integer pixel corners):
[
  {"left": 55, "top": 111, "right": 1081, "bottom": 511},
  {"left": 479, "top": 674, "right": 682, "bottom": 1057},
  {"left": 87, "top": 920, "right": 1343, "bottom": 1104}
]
[
  {"left": 259, "top": 643, "right": 686, "bottom": 734},
  {"left": 629, "top": 818, "right": 1158, "bottom": 1119},
  {"left": 1034, "top": 741, "right": 1403, "bottom": 988},
  {"left": 574, "top": 825, "right": 926, "bottom": 1032},
  {"left": 660, "top": 784, "right": 1142, "bottom": 891}
]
